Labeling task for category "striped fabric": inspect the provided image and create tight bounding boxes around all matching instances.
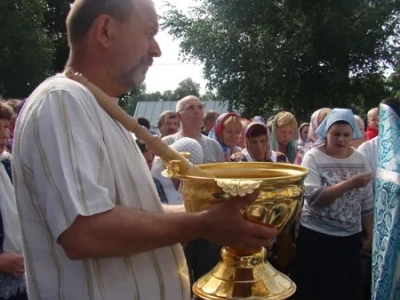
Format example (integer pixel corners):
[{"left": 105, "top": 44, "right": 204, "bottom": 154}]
[{"left": 12, "top": 75, "right": 190, "bottom": 300}]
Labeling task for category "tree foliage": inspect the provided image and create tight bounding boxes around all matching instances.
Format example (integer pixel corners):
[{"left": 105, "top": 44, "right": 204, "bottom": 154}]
[
  {"left": 162, "top": 0, "right": 400, "bottom": 119},
  {"left": 44, "top": 0, "right": 72, "bottom": 73},
  {"left": 0, "top": 0, "right": 55, "bottom": 98}
]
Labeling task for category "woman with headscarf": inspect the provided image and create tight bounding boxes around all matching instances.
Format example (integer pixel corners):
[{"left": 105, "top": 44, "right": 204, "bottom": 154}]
[
  {"left": 208, "top": 112, "right": 242, "bottom": 161},
  {"left": 296, "top": 123, "right": 309, "bottom": 150},
  {"left": 230, "top": 117, "right": 293, "bottom": 273},
  {"left": 230, "top": 118, "right": 288, "bottom": 163},
  {"left": 270, "top": 111, "right": 298, "bottom": 163},
  {"left": 291, "top": 108, "right": 374, "bottom": 300},
  {"left": 237, "top": 118, "right": 251, "bottom": 149},
  {"left": 294, "top": 108, "right": 331, "bottom": 165}
]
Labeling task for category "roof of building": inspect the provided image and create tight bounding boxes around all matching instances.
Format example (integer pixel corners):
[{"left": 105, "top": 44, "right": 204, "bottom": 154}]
[{"left": 133, "top": 100, "right": 231, "bottom": 128}]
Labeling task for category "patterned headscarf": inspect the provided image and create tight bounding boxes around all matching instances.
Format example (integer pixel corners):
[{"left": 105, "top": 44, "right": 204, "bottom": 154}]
[{"left": 208, "top": 112, "right": 240, "bottom": 153}]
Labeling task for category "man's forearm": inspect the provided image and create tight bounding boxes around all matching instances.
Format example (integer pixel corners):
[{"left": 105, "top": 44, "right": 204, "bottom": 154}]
[{"left": 59, "top": 206, "right": 205, "bottom": 260}]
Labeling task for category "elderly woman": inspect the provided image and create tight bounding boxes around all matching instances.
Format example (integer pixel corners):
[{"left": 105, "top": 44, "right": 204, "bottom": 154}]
[
  {"left": 230, "top": 119, "right": 288, "bottom": 163},
  {"left": 291, "top": 108, "right": 374, "bottom": 300},
  {"left": 208, "top": 112, "right": 242, "bottom": 161}
]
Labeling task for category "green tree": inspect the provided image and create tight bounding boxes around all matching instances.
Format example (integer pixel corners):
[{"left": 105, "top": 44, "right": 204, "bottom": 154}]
[
  {"left": 202, "top": 90, "right": 218, "bottom": 101},
  {"left": 173, "top": 77, "right": 201, "bottom": 100},
  {"left": 44, "top": 0, "right": 72, "bottom": 73},
  {"left": 162, "top": 90, "right": 175, "bottom": 101},
  {"left": 163, "top": 0, "right": 400, "bottom": 120},
  {"left": 0, "top": 0, "right": 55, "bottom": 98},
  {"left": 387, "top": 58, "right": 400, "bottom": 98}
]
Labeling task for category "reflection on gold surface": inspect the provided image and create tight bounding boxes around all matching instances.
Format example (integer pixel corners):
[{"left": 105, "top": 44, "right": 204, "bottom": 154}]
[{"left": 163, "top": 162, "right": 308, "bottom": 300}]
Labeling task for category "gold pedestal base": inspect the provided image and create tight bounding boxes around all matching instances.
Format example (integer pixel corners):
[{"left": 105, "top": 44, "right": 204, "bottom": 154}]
[{"left": 193, "top": 247, "right": 295, "bottom": 300}]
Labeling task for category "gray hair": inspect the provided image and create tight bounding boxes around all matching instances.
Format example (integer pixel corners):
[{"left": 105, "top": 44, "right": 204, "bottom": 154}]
[
  {"left": 175, "top": 95, "right": 201, "bottom": 112},
  {"left": 66, "top": 0, "right": 135, "bottom": 46}
]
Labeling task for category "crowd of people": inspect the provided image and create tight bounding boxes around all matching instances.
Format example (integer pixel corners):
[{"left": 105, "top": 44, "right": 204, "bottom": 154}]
[{"left": 0, "top": 0, "right": 398, "bottom": 300}]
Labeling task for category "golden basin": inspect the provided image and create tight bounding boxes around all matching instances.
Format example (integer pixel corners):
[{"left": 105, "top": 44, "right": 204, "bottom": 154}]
[{"left": 163, "top": 161, "right": 308, "bottom": 300}]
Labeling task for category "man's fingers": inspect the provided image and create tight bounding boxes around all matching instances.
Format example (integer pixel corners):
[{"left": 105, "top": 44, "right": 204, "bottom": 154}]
[{"left": 231, "top": 190, "right": 260, "bottom": 208}]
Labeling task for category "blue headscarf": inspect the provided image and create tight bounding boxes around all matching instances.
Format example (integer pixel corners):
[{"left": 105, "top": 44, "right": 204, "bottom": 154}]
[{"left": 314, "top": 108, "right": 362, "bottom": 144}]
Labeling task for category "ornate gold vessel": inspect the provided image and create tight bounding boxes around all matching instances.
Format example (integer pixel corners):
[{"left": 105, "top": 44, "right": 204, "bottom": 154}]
[{"left": 164, "top": 161, "right": 308, "bottom": 300}]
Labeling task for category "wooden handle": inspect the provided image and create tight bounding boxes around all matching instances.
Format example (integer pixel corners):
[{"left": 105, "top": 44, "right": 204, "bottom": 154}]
[{"left": 64, "top": 68, "right": 211, "bottom": 178}]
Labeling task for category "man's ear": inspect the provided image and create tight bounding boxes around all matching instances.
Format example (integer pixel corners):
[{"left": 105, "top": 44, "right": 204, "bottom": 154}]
[{"left": 93, "top": 15, "right": 119, "bottom": 48}]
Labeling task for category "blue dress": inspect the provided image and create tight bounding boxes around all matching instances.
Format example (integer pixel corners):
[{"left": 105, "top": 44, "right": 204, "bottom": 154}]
[{"left": 372, "top": 102, "right": 400, "bottom": 299}]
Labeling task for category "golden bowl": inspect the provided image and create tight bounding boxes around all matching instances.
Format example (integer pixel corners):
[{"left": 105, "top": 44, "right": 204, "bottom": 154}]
[{"left": 163, "top": 161, "right": 308, "bottom": 300}]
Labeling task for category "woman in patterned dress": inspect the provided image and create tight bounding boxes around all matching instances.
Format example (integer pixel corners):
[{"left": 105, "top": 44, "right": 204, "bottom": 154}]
[{"left": 291, "top": 108, "right": 374, "bottom": 300}]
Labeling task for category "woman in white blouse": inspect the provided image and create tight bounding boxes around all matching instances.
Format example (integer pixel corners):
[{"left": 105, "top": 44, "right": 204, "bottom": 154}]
[{"left": 291, "top": 108, "right": 374, "bottom": 300}]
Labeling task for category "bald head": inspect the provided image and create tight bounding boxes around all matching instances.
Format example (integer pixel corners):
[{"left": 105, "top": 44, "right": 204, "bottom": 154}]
[{"left": 176, "top": 96, "right": 201, "bottom": 112}]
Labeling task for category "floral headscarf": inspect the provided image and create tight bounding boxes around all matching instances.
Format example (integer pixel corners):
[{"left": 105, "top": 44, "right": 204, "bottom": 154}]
[{"left": 208, "top": 112, "right": 241, "bottom": 153}]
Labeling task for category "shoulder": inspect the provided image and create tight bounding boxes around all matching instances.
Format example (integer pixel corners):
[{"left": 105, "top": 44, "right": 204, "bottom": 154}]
[
  {"left": 161, "top": 133, "right": 179, "bottom": 145},
  {"left": 202, "top": 136, "right": 221, "bottom": 148},
  {"left": 21, "top": 75, "right": 98, "bottom": 119},
  {"left": 31, "top": 74, "right": 94, "bottom": 101}
]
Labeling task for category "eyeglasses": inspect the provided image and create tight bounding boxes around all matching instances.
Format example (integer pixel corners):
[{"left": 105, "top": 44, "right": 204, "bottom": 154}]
[{"left": 180, "top": 104, "right": 205, "bottom": 112}]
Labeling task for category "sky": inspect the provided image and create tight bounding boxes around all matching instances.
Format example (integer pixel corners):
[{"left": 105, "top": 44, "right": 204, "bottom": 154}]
[{"left": 145, "top": 0, "right": 208, "bottom": 93}]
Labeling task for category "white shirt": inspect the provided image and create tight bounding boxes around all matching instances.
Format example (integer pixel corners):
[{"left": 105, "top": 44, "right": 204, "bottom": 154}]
[
  {"left": 300, "top": 148, "right": 374, "bottom": 236},
  {"left": 162, "top": 132, "right": 224, "bottom": 163},
  {"left": 358, "top": 136, "right": 378, "bottom": 177},
  {"left": 12, "top": 75, "right": 190, "bottom": 300}
]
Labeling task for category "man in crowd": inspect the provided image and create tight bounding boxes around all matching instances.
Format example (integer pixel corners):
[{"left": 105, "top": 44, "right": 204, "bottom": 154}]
[
  {"left": 163, "top": 96, "right": 224, "bottom": 163},
  {"left": 12, "top": 0, "right": 275, "bottom": 299},
  {"left": 201, "top": 110, "right": 219, "bottom": 136},
  {"left": 158, "top": 110, "right": 179, "bottom": 137}
]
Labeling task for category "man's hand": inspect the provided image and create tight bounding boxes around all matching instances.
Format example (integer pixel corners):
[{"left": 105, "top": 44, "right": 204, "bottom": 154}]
[
  {"left": 0, "top": 252, "right": 25, "bottom": 277},
  {"left": 199, "top": 191, "right": 278, "bottom": 250}
]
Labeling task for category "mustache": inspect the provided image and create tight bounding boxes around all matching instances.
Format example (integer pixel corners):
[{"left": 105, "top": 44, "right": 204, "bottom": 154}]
[{"left": 140, "top": 56, "right": 153, "bottom": 66}]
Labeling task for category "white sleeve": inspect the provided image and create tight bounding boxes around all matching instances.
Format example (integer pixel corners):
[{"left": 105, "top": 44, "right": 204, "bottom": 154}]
[
  {"left": 302, "top": 152, "right": 322, "bottom": 186},
  {"left": 301, "top": 151, "right": 326, "bottom": 206},
  {"left": 30, "top": 88, "right": 115, "bottom": 239}
]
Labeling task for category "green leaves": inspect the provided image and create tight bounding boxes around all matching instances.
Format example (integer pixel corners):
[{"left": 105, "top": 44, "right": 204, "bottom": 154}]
[
  {"left": 162, "top": 0, "right": 400, "bottom": 120},
  {"left": 0, "top": 0, "right": 55, "bottom": 98}
]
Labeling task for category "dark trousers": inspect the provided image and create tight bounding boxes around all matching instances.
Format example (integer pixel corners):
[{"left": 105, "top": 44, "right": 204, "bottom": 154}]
[{"left": 290, "top": 226, "right": 362, "bottom": 300}]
